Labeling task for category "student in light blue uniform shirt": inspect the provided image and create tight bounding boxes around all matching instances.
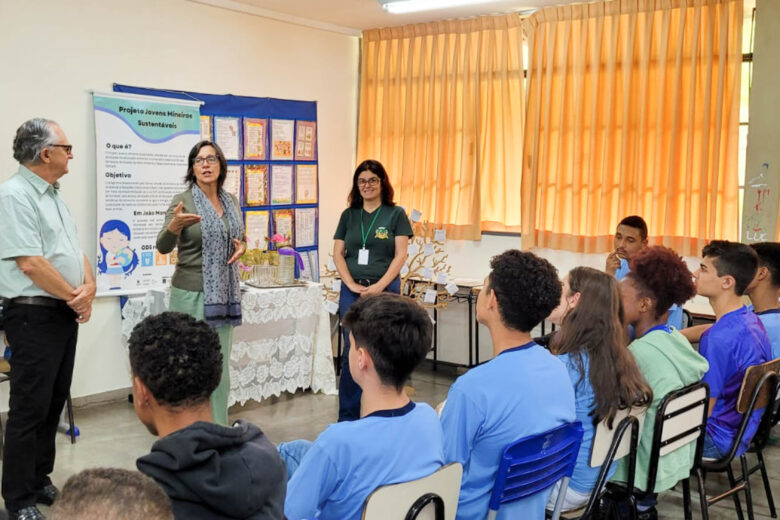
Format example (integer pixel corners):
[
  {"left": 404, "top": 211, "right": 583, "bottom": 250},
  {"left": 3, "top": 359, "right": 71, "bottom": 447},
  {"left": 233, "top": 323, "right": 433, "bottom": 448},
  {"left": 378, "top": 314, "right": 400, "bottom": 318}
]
[
  {"left": 440, "top": 250, "right": 576, "bottom": 520},
  {"left": 607, "top": 216, "right": 685, "bottom": 330},
  {"left": 280, "top": 293, "right": 443, "bottom": 520},
  {"left": 746, "top": 242, "right": 780, "bottom": 359},
  {"left": 693, "top": 241, "right": 772, "bottom": 458},
  {"left": 544, "top": 267, "right": 652, "bottom": 511}
]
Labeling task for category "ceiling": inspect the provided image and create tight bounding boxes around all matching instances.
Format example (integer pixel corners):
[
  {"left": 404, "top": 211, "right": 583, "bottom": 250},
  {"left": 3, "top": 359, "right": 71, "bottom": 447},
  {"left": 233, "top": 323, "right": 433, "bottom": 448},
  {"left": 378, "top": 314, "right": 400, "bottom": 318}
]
[{"left": 193, "top": 0, "right": 582, "bottom": 34}]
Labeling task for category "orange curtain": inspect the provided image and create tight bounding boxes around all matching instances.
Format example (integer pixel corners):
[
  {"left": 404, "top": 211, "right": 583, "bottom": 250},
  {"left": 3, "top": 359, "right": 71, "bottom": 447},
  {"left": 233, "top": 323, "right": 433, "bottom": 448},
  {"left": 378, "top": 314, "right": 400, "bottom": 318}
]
[
  {"left": 521, "top": 0, "right": 743, "bottom": 256},
  {"left": 357, "top": 15, "right": 524, "bottom": 240}
]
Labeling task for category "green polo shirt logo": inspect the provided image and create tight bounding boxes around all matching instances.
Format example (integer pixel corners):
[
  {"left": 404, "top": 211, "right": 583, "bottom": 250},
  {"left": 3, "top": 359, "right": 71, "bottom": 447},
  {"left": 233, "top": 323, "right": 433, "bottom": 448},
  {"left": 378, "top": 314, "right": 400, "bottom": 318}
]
[{"left": 375, "top": 227, "right": 389, "bottom": 240}]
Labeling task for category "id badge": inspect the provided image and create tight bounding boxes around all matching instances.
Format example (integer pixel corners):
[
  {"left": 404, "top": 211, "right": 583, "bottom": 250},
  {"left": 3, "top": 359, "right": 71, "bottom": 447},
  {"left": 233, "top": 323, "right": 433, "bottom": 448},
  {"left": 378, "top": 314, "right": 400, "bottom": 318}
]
[{"left": 358, "top": 247, "right": 369, "bottom": 265}]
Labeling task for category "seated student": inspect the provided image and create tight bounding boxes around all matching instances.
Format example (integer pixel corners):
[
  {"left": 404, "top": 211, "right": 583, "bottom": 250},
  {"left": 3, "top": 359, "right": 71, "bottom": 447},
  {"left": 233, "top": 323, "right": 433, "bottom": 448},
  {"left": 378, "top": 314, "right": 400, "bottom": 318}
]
[
  {"left": 280, "top": 293, "right": 443, "bottom": 520},
  {"left": 681, "top": 242, "right": 780, "bottom": 354},
  {"left": 440, "top": 250, "right": 576, "bottom": 519},
  {"left": 693, "top": 240, "right": 772, "bottom": 459},
  {"left": 617, "top": 246, "right": 709, "bottom": 519},
  {"left": 746, "top": 242, "right": 780, "bottom": 359},
  {"left": 129, "top": 312, "right": 286, "bottom": 520},
  {"left": 546, "top": 267, "right": 652, "bottom": 511},
  {"left": 49, "top": 468, "right": 173, "bottom": 520},
  {"left": 605, "top": 215, "right": 685, "bottom": 329}
]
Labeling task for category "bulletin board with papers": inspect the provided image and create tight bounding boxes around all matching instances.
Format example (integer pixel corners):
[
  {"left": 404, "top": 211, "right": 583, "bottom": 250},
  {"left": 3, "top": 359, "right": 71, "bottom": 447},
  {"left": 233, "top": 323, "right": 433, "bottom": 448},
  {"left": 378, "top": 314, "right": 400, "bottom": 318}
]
[{"left": 113, "top": 84, "right": 320, "bottom": 281}]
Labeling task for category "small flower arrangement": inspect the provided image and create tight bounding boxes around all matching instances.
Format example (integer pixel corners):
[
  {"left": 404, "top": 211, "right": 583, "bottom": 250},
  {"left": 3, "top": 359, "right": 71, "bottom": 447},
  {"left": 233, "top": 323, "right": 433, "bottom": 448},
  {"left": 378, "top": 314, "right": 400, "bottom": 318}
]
[
  {"left": 268, "top": 233, "right": 290, "bottom": 250},
  {"left": 237, "top": 234, "right": 291, "bottom": 280}
]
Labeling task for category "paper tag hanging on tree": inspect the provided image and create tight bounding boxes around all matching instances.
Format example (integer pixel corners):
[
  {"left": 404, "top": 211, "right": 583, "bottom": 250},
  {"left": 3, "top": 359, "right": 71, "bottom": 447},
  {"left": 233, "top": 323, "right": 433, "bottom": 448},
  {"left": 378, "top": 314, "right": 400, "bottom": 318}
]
[
  {"left": 400, "top": 264, "right": 410, "bottom": 276},
  {"left": 325, "top": 300, "right": 339, "bottom": 314},
  {"left": 423, "top": 244, "right": 435, "bottom": 256},
  {"left": 436, "top": 272, "right": 448, "bottom": 285},
  {"left": 408, "top": 243, "right": 420, "bottom": 255},
  {"left": 435, "top": 229, "right": 446, "bottom": 242},
  {"left": 445, "top": 282, "right": 459, "bottom": 295},
  {"left": 424, "top": 288, "right": 438, "bottom": 304},
  {"left": 410, "top": 209, "right": 422, "bottom": 222},
  {"left": 328, "top": 258, "right": 337, "bottom": 271},
  {"left": 331, "top": 279, "right": 342, "bottom": 292},
  {"left": 422, "top": 267, "right": 434, "bottom": 279}
]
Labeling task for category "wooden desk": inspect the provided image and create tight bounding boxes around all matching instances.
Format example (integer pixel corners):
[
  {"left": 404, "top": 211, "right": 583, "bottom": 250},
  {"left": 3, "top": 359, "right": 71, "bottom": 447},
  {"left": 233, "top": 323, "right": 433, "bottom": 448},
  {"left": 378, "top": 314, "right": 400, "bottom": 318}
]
[
  {"left": 449, "top": 280, "right": 483, "bottom": 367},
  {"left": 684, "top": 298, "right": 716, "bottom": 322}
]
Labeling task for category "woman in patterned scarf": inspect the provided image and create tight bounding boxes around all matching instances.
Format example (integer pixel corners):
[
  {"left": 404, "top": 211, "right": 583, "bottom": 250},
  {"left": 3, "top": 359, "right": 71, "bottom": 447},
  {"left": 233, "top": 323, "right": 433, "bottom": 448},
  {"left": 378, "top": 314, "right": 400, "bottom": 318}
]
[{"left": 157, "top": 140, "right": 245, "bottom": 425}]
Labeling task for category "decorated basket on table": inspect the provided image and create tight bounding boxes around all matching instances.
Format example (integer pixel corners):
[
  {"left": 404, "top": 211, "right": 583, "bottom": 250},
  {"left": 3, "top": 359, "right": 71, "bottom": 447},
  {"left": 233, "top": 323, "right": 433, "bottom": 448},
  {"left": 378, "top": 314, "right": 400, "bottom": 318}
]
[{"left": 238, "top": 234, "right": 303, "bottom": 286}]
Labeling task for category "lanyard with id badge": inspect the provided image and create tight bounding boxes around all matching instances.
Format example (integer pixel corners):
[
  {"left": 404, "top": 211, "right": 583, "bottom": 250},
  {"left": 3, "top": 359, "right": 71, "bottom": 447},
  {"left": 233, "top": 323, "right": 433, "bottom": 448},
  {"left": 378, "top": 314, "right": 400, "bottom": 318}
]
[{"left": 358, "top": 207, "right": 382, "bottom": 265}]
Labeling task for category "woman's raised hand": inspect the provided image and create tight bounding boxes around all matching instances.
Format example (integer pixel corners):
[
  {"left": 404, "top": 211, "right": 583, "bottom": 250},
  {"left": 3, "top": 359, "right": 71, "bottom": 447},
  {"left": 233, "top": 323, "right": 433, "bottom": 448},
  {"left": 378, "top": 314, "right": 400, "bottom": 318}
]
[
  {"left": 167, "top": 201, "right": 202, "bottom": 234},
  {"left": 228, "top": 238, "right": 246, "bottom": 265}
]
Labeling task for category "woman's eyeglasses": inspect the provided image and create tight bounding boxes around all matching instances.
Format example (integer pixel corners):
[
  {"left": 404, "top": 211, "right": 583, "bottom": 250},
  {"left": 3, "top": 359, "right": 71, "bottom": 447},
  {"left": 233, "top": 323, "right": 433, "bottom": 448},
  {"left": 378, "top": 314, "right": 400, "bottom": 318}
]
[
  {"left": 194, "top": 155, "right": 218, "bottom": 165},
  {"left": 357, "top": 178, "right": 380, "bottom": 187}
]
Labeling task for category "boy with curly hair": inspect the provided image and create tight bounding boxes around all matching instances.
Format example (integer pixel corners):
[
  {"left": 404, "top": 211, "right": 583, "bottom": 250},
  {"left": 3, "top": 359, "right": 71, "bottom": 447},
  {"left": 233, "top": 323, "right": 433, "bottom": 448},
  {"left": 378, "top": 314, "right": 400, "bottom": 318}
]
[
  {"left": 129, "top": 312, "right": 286, "bottom": 520},
  {"left": 440, "top": 249, "right": 576, "bottom": 519}
]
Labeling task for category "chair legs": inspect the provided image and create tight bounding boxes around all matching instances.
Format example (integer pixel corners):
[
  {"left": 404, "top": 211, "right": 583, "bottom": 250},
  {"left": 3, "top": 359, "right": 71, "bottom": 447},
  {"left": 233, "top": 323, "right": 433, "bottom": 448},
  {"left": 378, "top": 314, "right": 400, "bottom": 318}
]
[
  {"left": 695, "top": 469, "right": 709, "bottom": 520},
  {"left": 726, "top": 465, "right": 745, "bottom": 520},
  {"left": 66, "top": 393, "right": 76, "bottom": 444},
  {"left": 740, "top": 455, "right": 755, "bottom": 520},
  {"left": 0, "top": 394, "right": 75, "bottom": 455},
  {"left": 682, "top": 478, "right": 692, "bottom": 520},
  {"left": 754, "top": 450, "right": 777, "bottom": 518}
]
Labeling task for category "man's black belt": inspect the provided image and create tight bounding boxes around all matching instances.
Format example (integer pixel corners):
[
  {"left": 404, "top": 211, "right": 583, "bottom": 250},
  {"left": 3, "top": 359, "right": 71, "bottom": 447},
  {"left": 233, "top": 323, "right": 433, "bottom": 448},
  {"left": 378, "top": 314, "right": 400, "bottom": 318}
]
[{"left": 9, "top": 296, "right": 62, "bottom": 307}]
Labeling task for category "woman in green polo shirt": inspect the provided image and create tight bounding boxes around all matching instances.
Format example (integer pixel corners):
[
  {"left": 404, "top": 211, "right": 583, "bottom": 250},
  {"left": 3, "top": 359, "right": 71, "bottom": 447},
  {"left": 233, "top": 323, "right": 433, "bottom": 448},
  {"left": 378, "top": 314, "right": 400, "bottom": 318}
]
[
  {"left": 156, "top": 140, "right": 245, "bottom": 426},
  {"left": 333, "top": 159, "right": 413, "bottom": 421}
]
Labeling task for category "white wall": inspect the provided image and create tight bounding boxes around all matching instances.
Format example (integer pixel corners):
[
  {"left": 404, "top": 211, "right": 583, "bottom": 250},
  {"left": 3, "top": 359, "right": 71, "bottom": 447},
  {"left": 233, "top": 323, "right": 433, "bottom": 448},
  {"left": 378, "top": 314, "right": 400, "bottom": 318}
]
[
  {"left": 742, "top": 0, "right": 780, "bottom": 241},
  {"left": 0, "top": 0, "right": 360, "bottom": 406}
]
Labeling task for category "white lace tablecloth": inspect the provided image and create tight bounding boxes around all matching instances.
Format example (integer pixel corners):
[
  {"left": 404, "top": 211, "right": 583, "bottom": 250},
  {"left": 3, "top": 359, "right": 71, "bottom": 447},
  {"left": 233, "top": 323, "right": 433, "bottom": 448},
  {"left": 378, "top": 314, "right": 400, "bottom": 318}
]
[{"left": 121, "top": 283, "right": 337, "bottom": 406}]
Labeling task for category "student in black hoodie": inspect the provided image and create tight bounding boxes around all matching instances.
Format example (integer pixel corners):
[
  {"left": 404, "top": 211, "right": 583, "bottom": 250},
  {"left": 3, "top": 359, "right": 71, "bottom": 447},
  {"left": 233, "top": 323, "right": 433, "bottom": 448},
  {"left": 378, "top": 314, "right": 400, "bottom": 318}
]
[{"left": 129, "top": 311, "right": 286, "bottom": 520}]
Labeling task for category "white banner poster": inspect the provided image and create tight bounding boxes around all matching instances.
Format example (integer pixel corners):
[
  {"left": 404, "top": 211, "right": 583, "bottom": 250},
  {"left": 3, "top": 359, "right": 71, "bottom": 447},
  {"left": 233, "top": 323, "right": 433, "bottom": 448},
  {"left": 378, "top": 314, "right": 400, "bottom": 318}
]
[{"left": 93, "top": 92, "right": 201, "bottom": 296}]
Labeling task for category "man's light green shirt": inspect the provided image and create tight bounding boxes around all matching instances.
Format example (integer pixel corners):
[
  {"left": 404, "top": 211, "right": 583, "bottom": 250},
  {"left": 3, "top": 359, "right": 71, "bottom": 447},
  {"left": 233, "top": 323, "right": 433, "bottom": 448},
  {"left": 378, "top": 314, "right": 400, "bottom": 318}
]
[{"left": 0, "top": 165, "right": 84, "bottom": 298}]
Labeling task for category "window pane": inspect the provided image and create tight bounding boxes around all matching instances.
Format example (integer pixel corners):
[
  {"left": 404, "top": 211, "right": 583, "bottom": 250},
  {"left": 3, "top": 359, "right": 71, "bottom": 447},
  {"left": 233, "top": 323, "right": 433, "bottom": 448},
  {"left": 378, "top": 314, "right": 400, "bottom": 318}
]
[
  {"left": 743, "top": 1, "right": 756, "bottom": 53},
  {"left": 740, "top": 62, "right": 751, "bottom": 123},
  {"left": 738, "top": 124, "right": 748, "bottom": 187}
]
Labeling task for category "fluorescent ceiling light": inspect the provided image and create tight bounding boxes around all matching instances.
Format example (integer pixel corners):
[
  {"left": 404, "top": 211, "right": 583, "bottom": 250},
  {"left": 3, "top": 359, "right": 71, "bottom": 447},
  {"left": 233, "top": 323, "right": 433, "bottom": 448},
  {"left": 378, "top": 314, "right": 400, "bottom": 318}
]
[{"left": 379, "top": 0, "right": 494, "bottom": 15}]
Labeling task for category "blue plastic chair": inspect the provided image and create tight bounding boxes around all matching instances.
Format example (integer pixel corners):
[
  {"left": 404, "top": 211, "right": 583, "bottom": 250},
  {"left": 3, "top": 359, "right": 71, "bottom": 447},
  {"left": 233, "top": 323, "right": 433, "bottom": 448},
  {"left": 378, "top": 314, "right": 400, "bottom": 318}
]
[{"left": 488, "top": 422, "right": 584, "bottom": 520}]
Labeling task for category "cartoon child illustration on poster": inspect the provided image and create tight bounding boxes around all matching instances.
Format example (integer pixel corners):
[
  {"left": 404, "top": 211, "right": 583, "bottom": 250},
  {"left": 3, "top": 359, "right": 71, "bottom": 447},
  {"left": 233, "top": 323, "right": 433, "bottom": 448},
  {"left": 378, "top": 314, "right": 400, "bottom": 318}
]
[{"left": 97, "top": 219, "right": 139, "bottom": 290}]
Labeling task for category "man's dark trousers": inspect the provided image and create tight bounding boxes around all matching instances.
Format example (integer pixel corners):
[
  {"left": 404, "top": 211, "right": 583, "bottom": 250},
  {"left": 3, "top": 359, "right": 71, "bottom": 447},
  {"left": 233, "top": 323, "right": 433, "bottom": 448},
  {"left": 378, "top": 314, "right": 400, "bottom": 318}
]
[{"left": 1, "top": 301, "right": 77, "bottom": 511}]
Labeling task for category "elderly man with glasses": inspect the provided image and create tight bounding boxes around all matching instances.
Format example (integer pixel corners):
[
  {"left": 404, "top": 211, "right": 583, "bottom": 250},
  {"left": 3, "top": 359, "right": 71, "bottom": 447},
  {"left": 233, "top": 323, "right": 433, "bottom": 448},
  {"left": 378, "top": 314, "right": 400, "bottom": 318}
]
[{"left": 0, "top": 118, "right": 96, "bottom": 520}]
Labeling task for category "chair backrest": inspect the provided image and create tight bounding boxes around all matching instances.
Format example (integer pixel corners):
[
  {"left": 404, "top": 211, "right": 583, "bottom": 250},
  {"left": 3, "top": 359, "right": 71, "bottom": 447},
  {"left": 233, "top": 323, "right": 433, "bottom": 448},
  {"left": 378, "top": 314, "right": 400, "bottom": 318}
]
[
  {"left": 646, "top": 381, "right": 709, "bottom": 491},
  {"left": 681, "top": 309, "right": 694, "bottom": 330},
  {"left": 737, "top": 359, "right": 780, "bottom": 414},
  {"left": 488, "top": 422, "right": 583, "bottom": 512},
  {"left": 589, "top": 406, "right": 647, "bottom": 468},
  {"left": 737, "top": 359, "right": 780, "bottom": 453},
  {"left": 579, "top": 412, "right": 644, "bottom": 518},
  {"left": 698, "top": 361, "right": 780, "bottom": 468},
  {"left": 750, "top": 378, "right": 780, "bottom": 451},
  {"left": 362, "top": 462, "right": 463, "bottom": 520}
]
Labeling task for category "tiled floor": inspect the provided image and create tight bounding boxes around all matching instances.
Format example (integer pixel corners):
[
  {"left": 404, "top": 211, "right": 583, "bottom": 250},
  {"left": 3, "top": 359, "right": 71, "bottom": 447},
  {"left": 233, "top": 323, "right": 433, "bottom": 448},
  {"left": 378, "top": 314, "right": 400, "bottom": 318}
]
[{"left": 3, "top": 361, "right": 778, "bottom": 519}]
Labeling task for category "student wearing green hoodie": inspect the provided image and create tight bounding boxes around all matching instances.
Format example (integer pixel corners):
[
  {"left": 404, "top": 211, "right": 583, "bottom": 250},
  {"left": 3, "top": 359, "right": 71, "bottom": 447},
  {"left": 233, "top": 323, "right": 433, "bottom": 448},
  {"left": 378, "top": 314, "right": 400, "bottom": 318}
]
[{"left": 615, "top": 246, "right": 709, "bottom": 520}]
